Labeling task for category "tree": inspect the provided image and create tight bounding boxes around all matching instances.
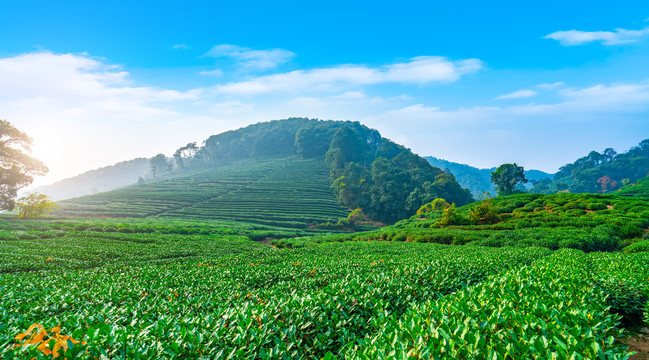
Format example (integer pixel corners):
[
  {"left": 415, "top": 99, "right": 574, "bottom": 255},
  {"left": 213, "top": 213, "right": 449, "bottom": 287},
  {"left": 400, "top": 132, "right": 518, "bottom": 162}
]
[
  {"left": 416, "top": 198, "right": 450, "bottom": 216},
  {"left": 16, "top": 192, "right": 58, "bottom": 218},
  {"left": 150, "top": 154, "right": 170, "bottom": 178},
  {"left": 491, "top": 163, "right": 527, "bottom": 196},
  {"left": 0, "top": 120, "right": 48, "bottom": 210}
]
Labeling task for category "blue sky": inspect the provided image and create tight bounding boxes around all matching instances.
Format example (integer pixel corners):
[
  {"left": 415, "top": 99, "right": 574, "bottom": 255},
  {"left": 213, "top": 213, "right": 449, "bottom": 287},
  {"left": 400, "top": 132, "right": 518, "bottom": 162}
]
[{"left": 2, "top": 1, "right": 649, "bottom": 184}]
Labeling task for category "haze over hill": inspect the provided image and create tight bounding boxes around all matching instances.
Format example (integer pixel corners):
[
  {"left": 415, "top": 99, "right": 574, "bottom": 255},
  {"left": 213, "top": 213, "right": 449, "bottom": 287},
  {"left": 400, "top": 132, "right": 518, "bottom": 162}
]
[
  {"left": 33, "top": 158, "right": 150, "bottom": 201},
  {"left": 425, "top": 156, "right": 553, "bottom": 198}
]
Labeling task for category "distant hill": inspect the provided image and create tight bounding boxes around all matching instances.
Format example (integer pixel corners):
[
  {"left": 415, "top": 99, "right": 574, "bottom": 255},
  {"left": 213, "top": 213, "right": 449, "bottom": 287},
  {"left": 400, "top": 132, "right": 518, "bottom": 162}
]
[
  {"left": 529, "top": 139, "right": 649, "bottom": 194},
  {"left": 58, "top": 118, "right": 473, "bottom": 225},
  {"left": 424, "top": 156, "right": 553, "bottom": 198},
  {"left": 35, "top": 158, "right": 150, "bottom": 201}
]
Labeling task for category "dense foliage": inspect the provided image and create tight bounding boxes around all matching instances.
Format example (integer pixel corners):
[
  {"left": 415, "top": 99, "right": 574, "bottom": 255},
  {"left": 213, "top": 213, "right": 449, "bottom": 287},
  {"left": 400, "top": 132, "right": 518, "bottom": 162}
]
[
  {"left": 530, "top": 138, "right": 649, "bottom": 194},
  {"left": 0, "top": 120, "right": 48, "bottom": 210}
]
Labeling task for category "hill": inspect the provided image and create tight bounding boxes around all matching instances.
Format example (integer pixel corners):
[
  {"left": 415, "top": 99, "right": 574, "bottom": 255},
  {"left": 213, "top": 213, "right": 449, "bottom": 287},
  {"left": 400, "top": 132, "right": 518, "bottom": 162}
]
[
  {"left": 424, "top": 156, "right": 553, "bottom": 197},
  {"left": 33, "top": 158, "right": 150, "bottom": 200},
  {"left": 529, "top": 138, "right": 649, "bottom": 194},
  {"left": 57, "top": 118, "right": 473, "bottom": 226}
]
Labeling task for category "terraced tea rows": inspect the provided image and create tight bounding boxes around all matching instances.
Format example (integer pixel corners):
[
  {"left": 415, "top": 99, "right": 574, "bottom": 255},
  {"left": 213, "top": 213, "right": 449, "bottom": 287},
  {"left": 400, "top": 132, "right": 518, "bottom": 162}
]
[{"left": 57, "top": 157, "right": 349, "bottom": 229}]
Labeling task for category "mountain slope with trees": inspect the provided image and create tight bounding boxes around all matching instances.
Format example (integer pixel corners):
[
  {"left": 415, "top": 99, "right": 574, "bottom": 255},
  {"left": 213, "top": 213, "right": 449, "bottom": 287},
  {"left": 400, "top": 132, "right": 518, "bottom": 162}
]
[
  {"left": 529, "top": 139, "right": 649, "bottom": 194},
  {"left": 58, "top": 118, "right": 473, "bottom": 225}
]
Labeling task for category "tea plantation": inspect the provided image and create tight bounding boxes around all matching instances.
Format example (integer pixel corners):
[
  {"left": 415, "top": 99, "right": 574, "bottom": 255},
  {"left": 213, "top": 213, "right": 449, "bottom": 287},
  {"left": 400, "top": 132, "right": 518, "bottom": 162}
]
[
  {"left": 1, "top": 213, "right": 648, "bottom": 359},
  {"left": 55, "top": 157, "right": 350, "bottom": 229}
]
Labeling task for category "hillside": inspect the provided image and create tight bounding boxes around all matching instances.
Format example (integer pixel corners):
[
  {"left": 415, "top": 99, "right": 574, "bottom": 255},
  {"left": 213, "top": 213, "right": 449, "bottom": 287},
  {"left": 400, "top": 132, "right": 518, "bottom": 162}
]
[
  {"left": 33, "top": 158, "right": 150, "bottom": 200},
  {"left": 58, "top": 157, "right": 350, "bottom": 229},
  {"left": 529, "top": 138, "right": 649, "bottom": 194},
  {"left": 424, "top": 156, "right": 553, "bottom": 197},
  {"left": 57, "top": 118, "right": 473, "bottom": 226},
  {"left": 615, "top": 176, "right": 649, "bottom": 198}
]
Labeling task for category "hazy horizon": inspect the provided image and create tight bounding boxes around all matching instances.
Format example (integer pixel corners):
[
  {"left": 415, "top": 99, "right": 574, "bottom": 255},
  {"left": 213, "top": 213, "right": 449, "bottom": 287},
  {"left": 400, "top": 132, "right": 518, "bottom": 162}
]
[{"left": 3, "top": 1, "right": 649, "bottom": 186}]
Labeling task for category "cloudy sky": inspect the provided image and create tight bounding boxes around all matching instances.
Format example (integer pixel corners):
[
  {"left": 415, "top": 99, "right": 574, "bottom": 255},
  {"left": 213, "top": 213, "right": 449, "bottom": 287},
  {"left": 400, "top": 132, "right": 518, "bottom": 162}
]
[{"left": 2, "top": 1, "right": 649, "bottom": 185}]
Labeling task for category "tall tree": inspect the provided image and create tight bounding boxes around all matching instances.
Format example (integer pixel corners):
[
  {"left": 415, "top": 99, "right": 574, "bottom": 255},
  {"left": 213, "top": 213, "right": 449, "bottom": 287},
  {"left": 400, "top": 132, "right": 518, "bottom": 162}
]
[
  {"left": 491, "top": 163, "right": 527, "bottom": 196},
  {"left": 0, "top": 120, "right": 48, "bottom": 210}
]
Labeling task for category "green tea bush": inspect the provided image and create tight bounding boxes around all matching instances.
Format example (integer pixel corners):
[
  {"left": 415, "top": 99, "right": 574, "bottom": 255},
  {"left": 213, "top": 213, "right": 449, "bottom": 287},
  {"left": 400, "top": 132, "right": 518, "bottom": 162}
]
[
  {"left": 0, "top": 232, "right": 20, "bottom": 241},
  {"left": 623, "top": 239, "right": 649, "bottom": 253},
  {"left": 344, "top": 250, "right": 628, "bottom": 359},
  {"left": 620, "top": 224, "right": 644, "bottom": 239},
  {"left": 595, "top": 279, "right": 648, "bottom": 326}
]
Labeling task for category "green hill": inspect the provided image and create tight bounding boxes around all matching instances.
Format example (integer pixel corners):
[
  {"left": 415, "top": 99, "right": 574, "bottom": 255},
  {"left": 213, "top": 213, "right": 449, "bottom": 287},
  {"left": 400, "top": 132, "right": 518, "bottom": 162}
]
[
  {"left": 59, "top": 157, "right": 347, "bottom": 229},
  {"left": 529, "top": 138, "right": 649, "bottom": 194},
  {"left": 57, "top": 118, "right": 473, "bottom": 227}
]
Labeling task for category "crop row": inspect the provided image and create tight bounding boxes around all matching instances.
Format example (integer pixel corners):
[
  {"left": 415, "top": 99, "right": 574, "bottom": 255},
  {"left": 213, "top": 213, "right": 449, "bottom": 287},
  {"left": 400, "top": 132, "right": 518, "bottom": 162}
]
[
  {"left": 343, "top": 249, "right": 636, "bottom": 359},
  {"left": 56, "top": 157, "right": 349, "bottom": 229},
  {"left": 1, "top": 242, "right": 549, "bottom": 358}
]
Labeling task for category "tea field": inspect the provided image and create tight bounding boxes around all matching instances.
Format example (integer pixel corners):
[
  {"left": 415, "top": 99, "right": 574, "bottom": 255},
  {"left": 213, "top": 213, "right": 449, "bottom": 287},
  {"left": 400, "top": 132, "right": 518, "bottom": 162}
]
[
  {"left": 1, "top": 219, "right": 649, "bottom": 359},
  {"left": 277, "top": 193, "right": 649, "bottom": 252},
  {"left": 56, "top": 157, "right": 351, "bottom": 229}
]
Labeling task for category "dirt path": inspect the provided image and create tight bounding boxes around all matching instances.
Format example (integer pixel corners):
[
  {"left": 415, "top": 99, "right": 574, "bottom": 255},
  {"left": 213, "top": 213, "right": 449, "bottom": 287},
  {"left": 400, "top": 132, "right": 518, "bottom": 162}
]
[{"left": 627, "top": 329, "right": 649, "bottom": 360}]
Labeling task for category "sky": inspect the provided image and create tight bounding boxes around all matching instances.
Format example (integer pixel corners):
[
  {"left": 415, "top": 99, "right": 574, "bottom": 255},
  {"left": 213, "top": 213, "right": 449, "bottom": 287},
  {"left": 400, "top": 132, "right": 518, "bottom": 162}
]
[{"left": 2, "top": 1, "right": 649, "bottom": 186}]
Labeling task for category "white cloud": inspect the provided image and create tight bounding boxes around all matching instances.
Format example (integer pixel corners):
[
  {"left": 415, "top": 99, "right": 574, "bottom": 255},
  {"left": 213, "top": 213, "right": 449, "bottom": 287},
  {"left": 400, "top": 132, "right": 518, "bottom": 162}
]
[
  {"left": 198, "top": 69, "right": 224, "bottom": 77},
  {"left": 495, "top": 89, "right": 538, "bottom": 100},
  {"left": 536, "top": 82, "right": 564, "bottom": 90},
  {"left": 544, "top": 28, "right": 649, "bottom": 46},
  {"left": 4, "top": 50, "right": 648, "bottom": 183},
  {"left": 362, "top": 81, "right": 649, "bottom": 171},
  {"left": 173, "top": 44, "right": 190, "bottom": 50},
  {"left": 0, "top": 52, "right": 217, "bottom": 185},
  {"left": 204, "top": 44, "right": 295, "bottom": 71},
  {"left": 214, "top": 56, "right": 483, "bottom": 95}
]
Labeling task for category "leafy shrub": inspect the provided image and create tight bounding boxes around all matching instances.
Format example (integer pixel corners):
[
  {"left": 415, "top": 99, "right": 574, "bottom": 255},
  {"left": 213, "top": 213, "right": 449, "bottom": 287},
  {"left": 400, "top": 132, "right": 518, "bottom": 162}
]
[
  {"left": 438, "top": 204, "right": 468, "bottom": 227},
  {"left": 596, "top": 279, "right": 649, "bottom": 325},
  {"left": 620, "top": 224, "right": 644, "bottom": 239},
  {"left": 0, "top": 232, "right": 20, "bottom": 241},
  {"left": 468, "top": 197, "right": 500, "bottom": 225},
  {"left": 587, "top": 202, "right": 608, "bottom": 211},
  {"left": 17, "top": 232, "right": 39, "bottom": 240},
  {"left": 623, "top": 239, "right": 649, "bottom": 253},
  {"left": 417, "top": 198, "right": 450, "bottom": 216},
  {"left": 586, "top": 225, "right": 621, "bottom": 252}
]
